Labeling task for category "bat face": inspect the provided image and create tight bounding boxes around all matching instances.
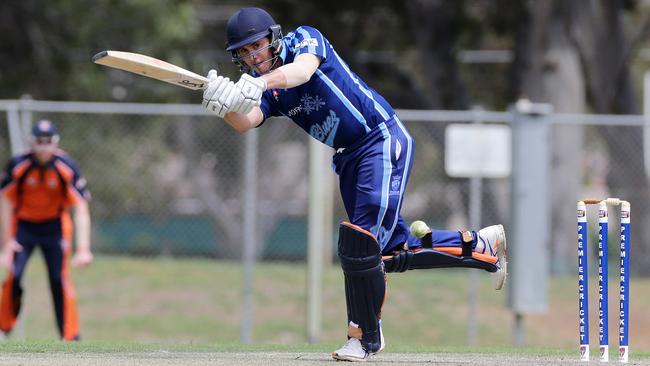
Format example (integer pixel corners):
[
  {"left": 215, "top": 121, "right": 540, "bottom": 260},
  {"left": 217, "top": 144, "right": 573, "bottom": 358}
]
[{"left": 93, "top": 50, "right": 208, "bottom": 90}]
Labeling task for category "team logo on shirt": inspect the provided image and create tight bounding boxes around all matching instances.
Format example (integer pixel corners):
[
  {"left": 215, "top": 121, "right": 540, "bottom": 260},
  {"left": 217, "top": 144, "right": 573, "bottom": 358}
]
[
  {"left": 296, "top": 38, "right": 318, "bottom": 50},
  {"left": 46, "top": 178, "right": 58, "bottom": 188},
  {"left": 310, "top": 110, "right": 340, "bottom": 146},
  {"left": 301, "top": 94, "right": 325, "bottom": 115}
]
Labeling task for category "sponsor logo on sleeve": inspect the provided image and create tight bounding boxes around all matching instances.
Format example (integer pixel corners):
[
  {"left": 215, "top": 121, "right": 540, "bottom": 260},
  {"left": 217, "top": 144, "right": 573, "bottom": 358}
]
[{"left": 296, "top": 38, "right": 318, "bottom": 49}]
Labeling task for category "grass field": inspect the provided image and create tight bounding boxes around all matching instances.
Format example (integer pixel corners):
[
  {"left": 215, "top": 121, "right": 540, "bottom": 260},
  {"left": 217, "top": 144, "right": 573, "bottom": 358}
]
[{"left": 2, "top": 255, "right": 649, "bottom": 364}]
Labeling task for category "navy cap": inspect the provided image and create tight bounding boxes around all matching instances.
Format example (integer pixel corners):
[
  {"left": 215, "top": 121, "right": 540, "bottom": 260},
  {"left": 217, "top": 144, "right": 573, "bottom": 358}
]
[
  {"left": 226, "top": 8, "right": 277, "bottom": 51},
  {"left": 31, "top": 119, "right": 59, "bottom": 137}
]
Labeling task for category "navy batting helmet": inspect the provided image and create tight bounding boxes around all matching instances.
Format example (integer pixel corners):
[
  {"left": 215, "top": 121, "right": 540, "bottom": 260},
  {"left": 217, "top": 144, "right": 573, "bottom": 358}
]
[{"left": 226, "top": 7, "right": 282, "bottom": 74}]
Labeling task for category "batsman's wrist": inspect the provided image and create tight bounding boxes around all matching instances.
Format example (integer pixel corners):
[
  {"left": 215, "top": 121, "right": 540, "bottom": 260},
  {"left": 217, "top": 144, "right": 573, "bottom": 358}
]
[
  {"left": 245, "top": 74, "right": 266, "bottom": 91},
  {"left": 259, "top": 77, "right": 268, "bottom": 91}
]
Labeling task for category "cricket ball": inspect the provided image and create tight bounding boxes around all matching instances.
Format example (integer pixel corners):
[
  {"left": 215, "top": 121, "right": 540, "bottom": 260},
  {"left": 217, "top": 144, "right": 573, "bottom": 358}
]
[{"left": 409, "top": 220, "right": 430, "bottom": 238}]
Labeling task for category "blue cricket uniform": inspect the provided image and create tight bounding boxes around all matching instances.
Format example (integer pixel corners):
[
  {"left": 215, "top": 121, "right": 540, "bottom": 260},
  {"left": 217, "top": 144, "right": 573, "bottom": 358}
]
[{"left": 259, "top": 26, "right": 463, "bottom": 253}]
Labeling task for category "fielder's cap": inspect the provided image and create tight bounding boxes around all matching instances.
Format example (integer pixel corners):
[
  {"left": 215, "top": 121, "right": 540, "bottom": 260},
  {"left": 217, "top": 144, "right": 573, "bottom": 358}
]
[{"left": 31, "top": 119, "right": 59, "bottom": 137}]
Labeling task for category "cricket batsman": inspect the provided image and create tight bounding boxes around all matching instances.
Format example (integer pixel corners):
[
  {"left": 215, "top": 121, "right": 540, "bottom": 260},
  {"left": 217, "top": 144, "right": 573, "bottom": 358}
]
[{"left": 202, "top": 7, "right": 507, "bottom": 361}]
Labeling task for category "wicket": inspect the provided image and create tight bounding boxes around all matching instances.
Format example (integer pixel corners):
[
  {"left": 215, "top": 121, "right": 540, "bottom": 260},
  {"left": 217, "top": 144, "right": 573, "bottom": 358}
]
[{"left": 577, "top": 198, "right": 630, "bottom": 363}]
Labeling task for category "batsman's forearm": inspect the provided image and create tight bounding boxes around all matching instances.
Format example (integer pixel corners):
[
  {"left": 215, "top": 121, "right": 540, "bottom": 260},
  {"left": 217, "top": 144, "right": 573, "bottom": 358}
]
[
  {"left": 224, "top": 108, "right": 264, "bottom": 133},
  {"left": 262, "top": 54, "right": 320, "bottom": 89},
  {"left": 74, "top": 201, "right": 91, "bottom": 251}
]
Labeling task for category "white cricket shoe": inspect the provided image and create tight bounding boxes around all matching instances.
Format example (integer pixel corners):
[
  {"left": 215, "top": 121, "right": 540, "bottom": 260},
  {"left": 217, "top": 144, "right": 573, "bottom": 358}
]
[
  {"left": 332, "top": 321, "right": 384, "bottom": 361},
  {"left": 476, "top": 224, "right": 508, "bottom": 290},
  {"left": 332, "top": 337, "right": 369, "bottom": 362}
]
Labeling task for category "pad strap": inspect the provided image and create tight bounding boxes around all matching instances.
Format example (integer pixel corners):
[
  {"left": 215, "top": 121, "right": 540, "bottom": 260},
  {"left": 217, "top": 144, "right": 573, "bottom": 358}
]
[
  {"left": 420, "top": 232, "right": 433, "bottom": 249},
  {"left": 383, "top": 248, "right": 498, "bottom": 273},
  {"left": 459, "top": 230, "right": 474, "bottom": 257}
]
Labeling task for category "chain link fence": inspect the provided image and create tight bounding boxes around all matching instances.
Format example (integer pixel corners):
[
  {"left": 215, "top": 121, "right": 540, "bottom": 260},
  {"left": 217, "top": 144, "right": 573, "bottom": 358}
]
[{"left": 1, "top": 100, "right": 648, "bottom": 274}]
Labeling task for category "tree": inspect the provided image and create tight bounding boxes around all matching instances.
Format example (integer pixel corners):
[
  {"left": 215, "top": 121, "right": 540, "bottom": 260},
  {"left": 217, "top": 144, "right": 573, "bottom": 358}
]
[
  {"left": 0, "top": 0, "right": 200, "bottom": 102},
  {"left": 571, "top": 0, "right": 650, "bottom": 275},
  {"left": 510, "top": 1, "right": 586, "bottom": 274},
  {"left": 511, "top": 0, "right": 650, "bottom": 275}
]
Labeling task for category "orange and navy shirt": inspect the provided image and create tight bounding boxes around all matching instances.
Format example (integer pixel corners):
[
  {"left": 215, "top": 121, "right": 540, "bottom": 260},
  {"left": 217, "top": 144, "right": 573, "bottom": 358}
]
[{"left": 0, "top": 150, "right": 90, "bottom": 222}]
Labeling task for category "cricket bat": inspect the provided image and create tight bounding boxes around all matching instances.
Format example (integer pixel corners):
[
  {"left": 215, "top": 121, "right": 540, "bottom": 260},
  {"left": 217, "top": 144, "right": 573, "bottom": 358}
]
[{"left": 92, "top": 50, "right": 208, "bottom": 90}]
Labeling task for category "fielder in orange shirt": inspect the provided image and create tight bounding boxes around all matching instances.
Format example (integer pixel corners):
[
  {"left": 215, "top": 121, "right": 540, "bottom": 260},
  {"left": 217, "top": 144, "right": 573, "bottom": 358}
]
[{"left": 0, "top": 119, "right": 92, "bottom": 340}]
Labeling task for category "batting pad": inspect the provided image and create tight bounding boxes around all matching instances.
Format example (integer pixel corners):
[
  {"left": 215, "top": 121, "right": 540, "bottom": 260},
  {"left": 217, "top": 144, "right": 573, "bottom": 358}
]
[{"left": 338, "top": 222, "right": 384, "bottom": 354}]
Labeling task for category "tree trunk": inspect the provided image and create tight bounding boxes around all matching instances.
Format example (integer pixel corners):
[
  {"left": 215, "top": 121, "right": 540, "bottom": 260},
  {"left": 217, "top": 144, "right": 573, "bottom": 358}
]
[
  {"left": 571, "top": 0, "right": 650, "bottom": 275},
  {"left": 510, "top": 1, "right": 586, "bottom": 274},
  {"left": 403, "top": 0, "right": 469, "bottom": 109}
]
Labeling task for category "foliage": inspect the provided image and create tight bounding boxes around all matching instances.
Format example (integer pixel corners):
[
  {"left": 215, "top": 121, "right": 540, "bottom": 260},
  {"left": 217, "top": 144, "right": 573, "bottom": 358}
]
[
  {"left": 3, "top": 1, "right": 650, "bottom": 269},
  {"left": 0, "top": 0, "right": 204, "bottom": 217},
  {"left": 0, "top": 0, "right": 200, "bottom": 102}
]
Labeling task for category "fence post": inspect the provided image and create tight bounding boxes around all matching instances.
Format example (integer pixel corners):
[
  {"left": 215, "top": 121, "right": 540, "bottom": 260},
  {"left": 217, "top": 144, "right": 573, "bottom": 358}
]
[
  {"left": 508, "top": 99, "right": 552, "bottom": 346},
  {"left": 5, "top": 99, "right": 28, "bottom": 339},
  {"left": 307, "top": 139, "right": 326, "bottom": 343},
  {"left": 467, "top": 109, "right": 484, "bottom": 347},
  {"left": 643, "top": 70, "right": 650, "bottom": 177},
  {"left": 19, "top": 95, "right": 33, "bottom": 145},
  {"left": 240, "top": 128, "right": 258, "bottom": 344},
  {"left": 7, "top": 101, "right": 25, "bottom": 155}
]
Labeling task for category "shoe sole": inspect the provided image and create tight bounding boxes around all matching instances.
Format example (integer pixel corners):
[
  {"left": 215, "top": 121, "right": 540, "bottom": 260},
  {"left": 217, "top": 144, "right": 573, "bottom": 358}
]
[
  {"left": 491, "top": 224, "right": 507, "bottom": 290},
  {"left": 332, "top": 353, "right": 368, "bottom": 362}
]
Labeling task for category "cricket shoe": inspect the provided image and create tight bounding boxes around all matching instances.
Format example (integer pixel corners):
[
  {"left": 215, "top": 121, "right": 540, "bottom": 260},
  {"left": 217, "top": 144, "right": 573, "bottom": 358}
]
[
  {"left": 332, "top": 338, "right": 369, "bottom": 362},
  {"left": 332, "top": 322, "right": 384, "bottom": 361},
  {"left": 476, "top": 224, "right": 508, "bottom": 290}
]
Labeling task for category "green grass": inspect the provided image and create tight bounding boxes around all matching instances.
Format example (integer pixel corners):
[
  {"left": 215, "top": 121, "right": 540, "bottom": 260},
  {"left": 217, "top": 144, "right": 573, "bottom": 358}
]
[{"left": 7, "top": 255, "right": 650, "bottom": 355}]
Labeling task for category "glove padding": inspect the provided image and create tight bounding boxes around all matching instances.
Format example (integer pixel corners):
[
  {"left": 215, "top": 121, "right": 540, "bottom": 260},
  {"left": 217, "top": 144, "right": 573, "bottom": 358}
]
[
  {"left": 202, "top": 69, "right": 244, "bottom": 118},
  {"left": 232, "top": 74, "right": 267, "bottom": 114}
]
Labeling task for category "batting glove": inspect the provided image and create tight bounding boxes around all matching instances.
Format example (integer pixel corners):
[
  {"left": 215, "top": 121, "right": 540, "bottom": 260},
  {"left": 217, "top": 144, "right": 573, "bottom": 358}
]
[
  {"left": 231, "top": 74, "right": 267, "bottom": 114},
  {"left": 202, "top": 69, "right": 245, "bottom": 118}
]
